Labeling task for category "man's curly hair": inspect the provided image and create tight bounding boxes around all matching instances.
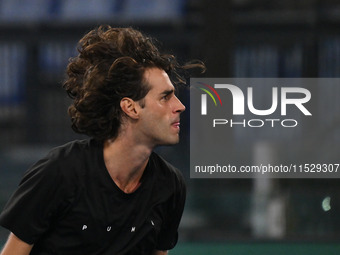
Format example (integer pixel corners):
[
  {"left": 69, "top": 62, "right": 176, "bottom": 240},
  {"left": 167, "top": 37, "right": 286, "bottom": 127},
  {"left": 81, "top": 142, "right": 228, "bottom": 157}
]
[{"left": 63, "top": 25, "right": 203, "bottom": 141}]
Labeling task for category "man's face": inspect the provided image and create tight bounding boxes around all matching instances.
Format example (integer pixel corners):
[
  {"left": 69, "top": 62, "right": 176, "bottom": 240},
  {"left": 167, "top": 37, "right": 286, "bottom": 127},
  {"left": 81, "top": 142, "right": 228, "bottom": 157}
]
[{"left": 136, "top": 67, "right": 186, "bottom": 147}]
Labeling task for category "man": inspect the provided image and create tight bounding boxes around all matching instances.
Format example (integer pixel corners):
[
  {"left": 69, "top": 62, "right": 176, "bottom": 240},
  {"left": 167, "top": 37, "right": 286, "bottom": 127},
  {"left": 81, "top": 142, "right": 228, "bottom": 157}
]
[{"left": 0, "top": 25, "right": 201, "bottom": 254}]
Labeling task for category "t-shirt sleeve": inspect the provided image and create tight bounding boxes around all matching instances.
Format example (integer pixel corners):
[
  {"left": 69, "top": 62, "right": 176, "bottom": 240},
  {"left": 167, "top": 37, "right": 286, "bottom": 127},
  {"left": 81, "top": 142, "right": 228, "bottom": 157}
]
[
  {"left": 0, "top": 153, "right": 71, "bottom": 245},
  {"left": 156, "top": 169, "right": 186, "bottom": 251}
]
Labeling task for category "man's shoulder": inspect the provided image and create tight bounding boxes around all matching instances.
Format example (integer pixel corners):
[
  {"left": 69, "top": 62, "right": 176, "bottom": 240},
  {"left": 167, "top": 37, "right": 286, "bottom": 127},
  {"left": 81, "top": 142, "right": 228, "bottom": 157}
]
[
  {"left": 149, "top": 152, "right": 186, "bottom": 214},
  {"left": 23, "top": 139, "right": 98, "bottom": 181},
  {"left": 150, "top": 152, "right": 186, "bottom": 189},
  {"left": 39, "top": 139, "right": 100, "bottom": 168},
  {"left": 48, "top": 139, "right": 96, "bottom": 159}
]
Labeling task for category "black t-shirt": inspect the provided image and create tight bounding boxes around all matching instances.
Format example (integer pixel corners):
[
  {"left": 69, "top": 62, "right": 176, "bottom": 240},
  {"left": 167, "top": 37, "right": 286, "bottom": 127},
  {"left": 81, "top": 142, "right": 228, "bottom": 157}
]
[{"left": 0, "top": 139, "right": 186, "bottom": 255}]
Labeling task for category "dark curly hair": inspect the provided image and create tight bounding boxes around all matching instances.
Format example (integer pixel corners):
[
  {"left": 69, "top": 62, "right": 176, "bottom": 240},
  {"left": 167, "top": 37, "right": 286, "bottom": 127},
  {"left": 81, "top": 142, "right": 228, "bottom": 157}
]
[{"left": 63, "top": 25, "right": 204, "bottom": 141}]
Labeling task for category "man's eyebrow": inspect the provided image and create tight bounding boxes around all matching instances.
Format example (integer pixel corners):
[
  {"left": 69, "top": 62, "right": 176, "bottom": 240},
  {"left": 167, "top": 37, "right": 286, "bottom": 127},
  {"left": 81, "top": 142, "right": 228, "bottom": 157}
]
[{"left": 160, "top": 89, "right": 174, "bottom": 96}]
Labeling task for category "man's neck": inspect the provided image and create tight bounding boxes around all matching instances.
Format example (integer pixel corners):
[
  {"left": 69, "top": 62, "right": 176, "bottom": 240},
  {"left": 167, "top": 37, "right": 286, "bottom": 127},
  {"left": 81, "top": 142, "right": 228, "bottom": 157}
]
[{"left": 103, "top": 134, "right": 153, "bottom": 194}]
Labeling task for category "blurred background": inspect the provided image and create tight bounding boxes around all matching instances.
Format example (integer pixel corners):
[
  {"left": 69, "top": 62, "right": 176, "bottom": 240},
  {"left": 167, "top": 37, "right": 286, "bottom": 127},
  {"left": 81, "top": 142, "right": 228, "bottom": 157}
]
[{"left": 0, "top": 0, "right": 340, "bottom": 254}]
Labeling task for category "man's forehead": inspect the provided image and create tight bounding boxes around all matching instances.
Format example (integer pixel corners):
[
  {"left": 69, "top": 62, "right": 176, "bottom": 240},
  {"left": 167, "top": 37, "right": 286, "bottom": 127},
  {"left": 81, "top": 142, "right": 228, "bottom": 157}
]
[{"left": 143, "top": 67, "right": 174, "bottom": 91}]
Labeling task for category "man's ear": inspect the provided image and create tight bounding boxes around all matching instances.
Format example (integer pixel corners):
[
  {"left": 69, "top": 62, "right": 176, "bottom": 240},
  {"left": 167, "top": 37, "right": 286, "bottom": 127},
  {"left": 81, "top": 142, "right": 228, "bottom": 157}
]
[{"left": 120, "top": 97, "right": 140, "bottom": 120}]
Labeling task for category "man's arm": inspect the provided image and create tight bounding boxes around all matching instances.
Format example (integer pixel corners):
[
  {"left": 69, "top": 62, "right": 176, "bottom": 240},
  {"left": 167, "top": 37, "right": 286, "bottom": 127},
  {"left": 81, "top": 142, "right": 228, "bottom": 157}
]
[
  {"left": 0, "top": 233, "right": 33, "bottom": 255},
  {"left": 152, "top": 250, "right": 168, "bottom": 255}
]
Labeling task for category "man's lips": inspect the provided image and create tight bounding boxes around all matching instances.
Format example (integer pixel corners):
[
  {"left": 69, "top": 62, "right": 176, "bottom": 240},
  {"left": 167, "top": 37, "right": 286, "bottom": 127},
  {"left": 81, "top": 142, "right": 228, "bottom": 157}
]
[{"left": 172, "top": 121, "right": 180, "bottom": 128}]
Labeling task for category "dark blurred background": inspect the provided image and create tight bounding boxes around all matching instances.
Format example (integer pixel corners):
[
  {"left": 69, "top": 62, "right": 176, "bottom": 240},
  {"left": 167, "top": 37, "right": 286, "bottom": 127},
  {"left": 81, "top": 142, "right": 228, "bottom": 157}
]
[{"left": 0, "top": 0, "right": 340, "bottom": 254}]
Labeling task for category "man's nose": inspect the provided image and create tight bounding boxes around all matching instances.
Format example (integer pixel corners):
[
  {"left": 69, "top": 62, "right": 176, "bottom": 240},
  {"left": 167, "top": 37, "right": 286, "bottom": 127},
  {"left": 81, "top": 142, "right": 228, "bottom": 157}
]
[{"left": 173, "top": 96, "right": 186, "bottom": 113}]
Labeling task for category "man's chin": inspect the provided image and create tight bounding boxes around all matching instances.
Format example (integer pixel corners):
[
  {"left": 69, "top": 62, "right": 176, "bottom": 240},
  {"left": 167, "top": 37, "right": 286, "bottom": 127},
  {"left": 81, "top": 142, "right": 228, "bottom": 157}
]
[{"left": 157, "top": 137, "right": 180, "bottom": 147}]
